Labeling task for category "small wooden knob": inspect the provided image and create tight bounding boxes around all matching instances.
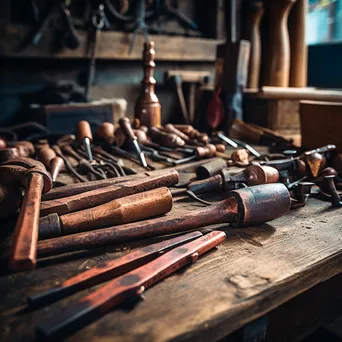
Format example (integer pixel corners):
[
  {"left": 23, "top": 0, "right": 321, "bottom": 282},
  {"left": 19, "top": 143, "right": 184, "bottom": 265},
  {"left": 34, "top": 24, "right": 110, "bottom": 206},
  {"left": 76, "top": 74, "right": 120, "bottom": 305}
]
[
  {"left": 76, "top": 121, "right": 93, "bottom": 142},
  {"left": 97, "top": 122, "right": 115, "bottom": 144},
  {"left": 164, "top": 124, "right": 190, "bottom": 142},
  {"left": 0, "top": 137, "right": 7, "bottom": 149},
  {"left": 231, "top": 149, "right": 249, "bottom": 164},
  {"left": 215, "top": 144, "right": 226, "bottom": 153},
  {"left": 14, "top": 141, "right": 35, "bottom": 156}
]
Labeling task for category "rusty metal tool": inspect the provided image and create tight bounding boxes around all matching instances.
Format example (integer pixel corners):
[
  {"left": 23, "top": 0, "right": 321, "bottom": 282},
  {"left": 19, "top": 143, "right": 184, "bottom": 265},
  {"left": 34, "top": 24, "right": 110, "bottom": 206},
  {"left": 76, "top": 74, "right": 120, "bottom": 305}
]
[
  {"left": 40, "top": 170, "right": 179, "bottom": 216},
  {"left": 290, "top": 182, "right": 314, "bottom": 209},
  {"left": 119, "top": 117, "right": 147, "bottom": 168},
  {"left": 39, "top": 187, "right": 173, "bottom": 239},
  {"left": 0, "top": 147, "right": 20, "bottom": 163},
  {"left": 28, "top": 231, "right": 203, "bottom": 308},
  {"left": 171, "top": 144, "right": 218, "bottom": 165},
  {"left": 61, "top": 144, "right": 106, "bottom": 180},
  {"left": 37, "top": 145, "right": 64, "bottom": 183},
  {"left": 52, "top": 145, "right": 88, "bottom": 183},
  {"left": 37, "top": 183, "right": 290, "bottom": 257},
  {"left": 0, "top": 158, "right": 52, "bottom": 271},
  {"left": 324, "top": 175, "right": 342, "bottom": 207},
  {"left": 196, "top": 158, "right": 227, "bottom": 179},
  {"left": 76, "top": 120, "right": 93, "bottom": 161},
  {"left": 35, "top": 231, "right": 225, "bottom": 340}
]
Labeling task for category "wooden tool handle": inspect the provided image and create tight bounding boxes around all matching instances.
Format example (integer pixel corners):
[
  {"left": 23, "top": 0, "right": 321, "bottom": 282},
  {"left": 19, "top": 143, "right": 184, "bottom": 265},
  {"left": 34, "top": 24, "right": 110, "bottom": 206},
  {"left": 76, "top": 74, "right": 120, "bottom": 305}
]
[
  {"left": 28, "top": 231, "right": 203, "bottom": 309},
  {"left": 36, "top": 231, "right": 226, "bottom": 340},
  {"left": 196, "top": 158, "right": 227, "bottom": 179},
  {"left": 59, "top": 187, "right": 173, "bottom": 234},
  {"left": 50, "top": 157, "right": 64, "bottom": 182},
  {"left": 9, "top": 173, "right": 44, "bottom": 271},
  {"left": 76, "top": 121, "right": 93, "bottom": 142},
  {"left": 164, "top": 124, "right": 190, "bottom": 142},
  {"left": 119, "top": 117, "right": 137, "bottom": 142},
  {"left": 264, "top": 0, "right": 297, "bottom": 86},
  {"left": 0, "top": 137, "right": 6, "bottom": 149},
  {"left": 229, "top": 119, "right": 263, "bottom": 144},
  {"left": 97, "top": 122, "right": 115, "bottom": 144},
  {"left": 40, "top": 171, "right": 179, "bottom": 216},
  {"left": 195, "top": 144, "right": 217, "bottom": 158},
  {"left": 149, "top": 127, "right": 185, "bottom": 148},
  {"left": 246, "top": 1, "right": 264, "bottom": 88},
  {"left": 289, "top": 0, "right": 308, "bottom": 87},
  {"left": 38, "top": 147, "right": 57, "bottom": 170}
]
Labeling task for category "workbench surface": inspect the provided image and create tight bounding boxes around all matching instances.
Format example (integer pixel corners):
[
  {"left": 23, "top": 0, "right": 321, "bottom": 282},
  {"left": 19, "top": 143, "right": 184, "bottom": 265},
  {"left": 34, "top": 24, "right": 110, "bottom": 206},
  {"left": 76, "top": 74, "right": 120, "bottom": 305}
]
[{"left": 1, "top": 195, "right": 341, "bottom": 342}]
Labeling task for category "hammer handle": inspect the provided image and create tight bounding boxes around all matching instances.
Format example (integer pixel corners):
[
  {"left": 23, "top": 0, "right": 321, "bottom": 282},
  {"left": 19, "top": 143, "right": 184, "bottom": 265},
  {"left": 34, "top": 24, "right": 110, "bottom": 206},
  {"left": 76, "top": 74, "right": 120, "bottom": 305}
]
[
  {"left": 60, "top": 187, "right": 173, "bottom": 234},
  {"left": 9, "top": 173, "right": 43, "bottom": 271}
]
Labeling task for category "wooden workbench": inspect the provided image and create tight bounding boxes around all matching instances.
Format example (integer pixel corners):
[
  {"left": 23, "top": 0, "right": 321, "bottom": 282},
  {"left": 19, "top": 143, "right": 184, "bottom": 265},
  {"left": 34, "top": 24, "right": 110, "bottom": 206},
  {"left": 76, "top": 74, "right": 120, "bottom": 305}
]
[{"left": 1, "top": 192, "right": 341, "bottom": 342}]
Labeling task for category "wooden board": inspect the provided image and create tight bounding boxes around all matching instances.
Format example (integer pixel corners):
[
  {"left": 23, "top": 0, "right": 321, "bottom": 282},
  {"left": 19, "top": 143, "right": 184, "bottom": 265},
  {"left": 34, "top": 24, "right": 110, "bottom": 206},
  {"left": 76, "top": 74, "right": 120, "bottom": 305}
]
[
  {"left": 1, "top": 195, "right": 342, "bottom": 342},
  {"left": 0, "top": 25, "right": 222, "bottom": 61}
]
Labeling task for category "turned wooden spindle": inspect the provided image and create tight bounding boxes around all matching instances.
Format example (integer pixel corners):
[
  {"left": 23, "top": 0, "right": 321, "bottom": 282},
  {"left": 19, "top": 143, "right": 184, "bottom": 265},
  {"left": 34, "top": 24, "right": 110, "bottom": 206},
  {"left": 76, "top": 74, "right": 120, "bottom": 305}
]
[
  {"left": 264, "top": 0, "right": 297, "bottom": 87},
  {"left": 245, "top": 1, "right": 264, "bottom": 88},
  {"left": 289, "top": 0, "right": 308, "bottom": 87},
  {"left": 135, "top": 41, "right": 161, "bottom": 127},
  {"left": 97, "top": 122, "right": 116, "bottom": 145}
]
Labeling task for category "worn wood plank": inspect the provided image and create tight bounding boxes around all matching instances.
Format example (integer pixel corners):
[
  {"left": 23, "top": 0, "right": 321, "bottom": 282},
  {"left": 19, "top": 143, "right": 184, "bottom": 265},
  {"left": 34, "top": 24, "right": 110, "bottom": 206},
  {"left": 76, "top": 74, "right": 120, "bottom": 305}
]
[
  {"left": 0, "top": 195, "right": 341, "bottom": 342},
  {"left": 0, "top": 25, "right": 222, "bottom": 61}
]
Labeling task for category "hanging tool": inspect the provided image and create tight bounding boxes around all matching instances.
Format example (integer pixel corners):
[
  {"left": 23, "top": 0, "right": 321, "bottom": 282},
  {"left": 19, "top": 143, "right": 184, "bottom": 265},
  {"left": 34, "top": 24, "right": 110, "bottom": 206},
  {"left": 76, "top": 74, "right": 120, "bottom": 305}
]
[
  {"left": 119, "top": 117, "right": 148, "bottom": 168},
  {"left": 35, "top": 231, "right": 225, "bottom": 340},
  {"left": 37, "top": 183, "right": 290, "bottom": 258},
  {"left": 21, "top": 0, "right": 80, "bottom": 51},
  {"left": 129, "top": 0, "right": 149, "bottom": 53},
  {"left": 85, "top": 3, "right": 105, "bottom": 101}
]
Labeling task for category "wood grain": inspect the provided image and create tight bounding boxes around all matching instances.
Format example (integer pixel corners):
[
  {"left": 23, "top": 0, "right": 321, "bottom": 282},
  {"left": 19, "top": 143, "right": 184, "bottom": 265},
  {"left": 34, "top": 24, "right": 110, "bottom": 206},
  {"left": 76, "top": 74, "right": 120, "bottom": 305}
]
[
  {"left": 0, "top": 25, "right": 222, "bottom": 61},
  {"left": 0, "top": 198, "right": 341, "bottom": 341}
]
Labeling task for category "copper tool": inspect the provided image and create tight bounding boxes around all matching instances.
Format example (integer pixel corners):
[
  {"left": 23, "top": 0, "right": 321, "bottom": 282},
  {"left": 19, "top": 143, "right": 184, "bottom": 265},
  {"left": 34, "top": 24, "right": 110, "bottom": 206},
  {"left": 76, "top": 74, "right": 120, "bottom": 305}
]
[
  {"left": 37, "top": 145, "right": 64, "bottom": 182},
  {"left": 119, "top": 117, "right": 148, "bottom": 168},
  {"left": 264, "top": 0, "right": 297, "bottom": 87},
  {"left": 300, "top": 145, "right": 336, "bottom": 178},
  {"left": 29, "top": 231, "right": 203, "bottom": 308},
  {"left": 35, "top": 231, "right": 226, "bottom": 340},
  {"left": 196, "top": 158, "right": 227, "bottom": 180},
  {"left": 76, "top": 120, "right": 93, "bottom": 161},
  {"left": 0, "top": 147, "right": 19, "bottom": 163},
  {"left": 10, "top": 141, "right": 35, "bottom": 157},
  {"left": 135, "top": 41, "right": 161, "bottom": 127},
  {"left": 40, "top": 170, "right": 179, "bottom": 216},
  {"left": 39, "top": 187, "right": 173, "bottom": 238},
  {"left": 37, "top": 183, "right": 290, "bottom": 257},
  {"left": 148, "top": 126, "right": 185, "bottom": 148},
  {"left": 1, "top": 158, "right": 52, "bottom": 271},
  {"left": 290, "top": 182, "right": 314, "bottom": 209},
  {"left": 324, "top": 175, "right": 342, "bottom": 207}
]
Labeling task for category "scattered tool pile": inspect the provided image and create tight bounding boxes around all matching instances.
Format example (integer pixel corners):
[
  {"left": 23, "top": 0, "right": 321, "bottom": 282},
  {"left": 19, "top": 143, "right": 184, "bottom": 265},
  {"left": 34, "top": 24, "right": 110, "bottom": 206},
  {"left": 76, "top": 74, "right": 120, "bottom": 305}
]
[{"left": 0, "top": 115, "right": 342, "bottom": 339}]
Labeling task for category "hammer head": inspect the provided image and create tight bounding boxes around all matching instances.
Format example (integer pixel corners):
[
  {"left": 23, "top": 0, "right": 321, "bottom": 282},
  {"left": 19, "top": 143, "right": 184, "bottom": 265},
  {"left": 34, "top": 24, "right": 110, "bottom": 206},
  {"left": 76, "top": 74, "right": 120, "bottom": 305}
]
[
  {"left": 1, "top": 157, "right": 52, "bottom": 194},
  {"left": 229, "top": 183, "right": 291, "bottom": 227}
]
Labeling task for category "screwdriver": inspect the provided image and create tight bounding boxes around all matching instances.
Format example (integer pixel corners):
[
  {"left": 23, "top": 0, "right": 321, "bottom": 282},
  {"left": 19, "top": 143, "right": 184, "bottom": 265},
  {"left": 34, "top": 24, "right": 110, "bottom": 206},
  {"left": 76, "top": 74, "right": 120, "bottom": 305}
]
[
  {"left": 119, "top": 117, "right": 148, "bottom": 168},
  {"left": 76, "top": 121, "right": 93, "bottom": 161}
]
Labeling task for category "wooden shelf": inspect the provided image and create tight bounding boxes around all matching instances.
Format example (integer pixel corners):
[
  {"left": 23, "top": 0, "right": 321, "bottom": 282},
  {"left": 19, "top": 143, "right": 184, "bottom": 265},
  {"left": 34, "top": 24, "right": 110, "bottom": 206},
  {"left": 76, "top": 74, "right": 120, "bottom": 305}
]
[{"left": 0, "top": 25, "right": 223, "bottom": 61}]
